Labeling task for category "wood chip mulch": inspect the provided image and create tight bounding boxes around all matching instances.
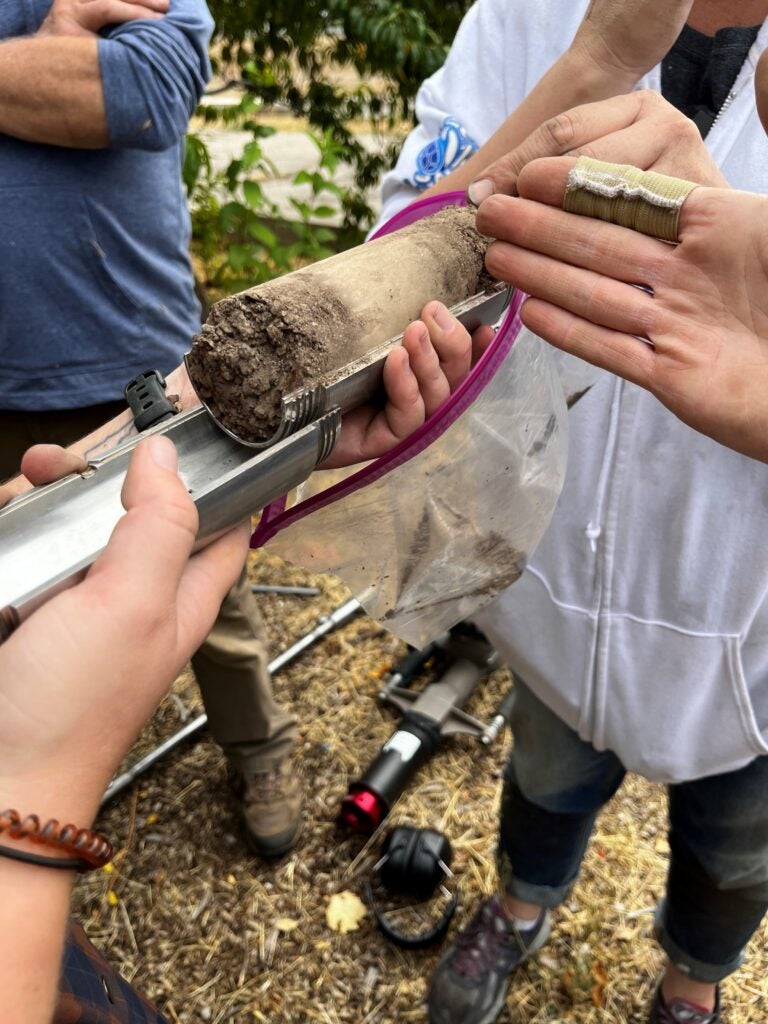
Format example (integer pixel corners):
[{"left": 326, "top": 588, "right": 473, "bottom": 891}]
[{"left": 72, "top": 550, "right": 768, "bottom": 1024}]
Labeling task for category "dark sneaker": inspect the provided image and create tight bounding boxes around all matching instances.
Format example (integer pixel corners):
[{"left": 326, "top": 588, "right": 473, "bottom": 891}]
[
  {"left": 236, "top": 757, "right": 303, "bottom": 858},
  {"left": 649, "top": 983, "right": 721, "bottom": 1024},
  {"left": 428, "top": 895, "right": 551, "bottom": 1024}
]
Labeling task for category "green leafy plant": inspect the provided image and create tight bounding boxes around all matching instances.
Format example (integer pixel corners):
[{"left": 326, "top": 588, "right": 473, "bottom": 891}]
[
  {"left": 185, "top": 113, "right": 363, "bottom": 299},
  {"left": 187, "top": 1, "right": 473, "bottom": 297}
]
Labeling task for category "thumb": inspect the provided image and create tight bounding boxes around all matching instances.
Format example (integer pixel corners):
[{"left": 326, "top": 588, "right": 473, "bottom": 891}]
[
  {"left": 87, "top": 436, "right": 199, "bottom": 610},
  {"left": 467, "top": 150, "right": 523, "bottom": 206},
  {"left": 20, "top": 444, "right": 88, "bottom": 486}
]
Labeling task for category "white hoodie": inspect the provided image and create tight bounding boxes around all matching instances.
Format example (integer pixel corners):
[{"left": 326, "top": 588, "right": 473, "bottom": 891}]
[{"left": 377, "top": 0, "right": 768, "bottom": 784}]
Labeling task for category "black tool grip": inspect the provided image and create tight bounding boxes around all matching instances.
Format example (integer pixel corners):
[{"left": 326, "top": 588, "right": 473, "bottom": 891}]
[
  {"left": 387, "top": 641, "right": 441, "bottom": 689},
  {"left": 125, "top": 370, "right": 177, "bottom": 432}
]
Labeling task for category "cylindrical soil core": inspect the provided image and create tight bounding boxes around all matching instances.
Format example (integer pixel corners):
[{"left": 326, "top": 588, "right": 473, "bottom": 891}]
[{"left": 186, "top": 205, "right": 490, "bottom": 443}]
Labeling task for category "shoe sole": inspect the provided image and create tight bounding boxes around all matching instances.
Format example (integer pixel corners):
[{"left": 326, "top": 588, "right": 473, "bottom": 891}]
[{"left": 430, "top": 911, "right": 552, "bottom": 1024}]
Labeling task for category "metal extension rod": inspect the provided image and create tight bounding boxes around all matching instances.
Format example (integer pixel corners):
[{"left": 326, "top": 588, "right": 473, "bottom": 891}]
[
  {"left": 0, "top": 406, "right": 340, "bottom": 640},
  {"left": 101, "top": 596, "right": 362, "bottom": 805}
]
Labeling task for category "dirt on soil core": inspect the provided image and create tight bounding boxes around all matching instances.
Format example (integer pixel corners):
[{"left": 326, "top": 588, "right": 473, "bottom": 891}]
[{"left": 186, "top": 206, "right": 490, "bottom": 443}]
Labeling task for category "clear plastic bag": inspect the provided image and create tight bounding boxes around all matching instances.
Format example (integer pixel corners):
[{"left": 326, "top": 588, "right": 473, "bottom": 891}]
[
  {"left": 252, "top": 195, "right": 568, "bottom": 646},
  {"left": 545, "top": 339, "right": 605, "bottom": 405}
]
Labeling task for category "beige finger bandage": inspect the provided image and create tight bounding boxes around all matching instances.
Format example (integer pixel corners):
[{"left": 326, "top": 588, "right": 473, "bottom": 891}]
[{"left": 562, "top": 156, "right": 698, "bottom": 243}]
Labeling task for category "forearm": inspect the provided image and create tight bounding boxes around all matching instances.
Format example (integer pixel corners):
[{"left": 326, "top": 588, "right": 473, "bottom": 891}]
[
  {"left": 424, "top": 49, "right": 637, "bottom": 198},
  {"left": 0, "top": 785, "right": 92, "bottom": 1024},
  {"left": 0, "top": 860, "right": 72, "bottom": 1024},
  {"left": 0, "top": 749, "right": 109, "bottom": 1022},
  {"left": 0, "top": 37, "right": 107, "bottom": 147}
]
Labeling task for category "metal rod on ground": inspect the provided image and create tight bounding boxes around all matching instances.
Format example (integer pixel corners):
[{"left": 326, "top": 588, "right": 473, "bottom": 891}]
[
  {"left": 101, "top": 596, "right": 363, "bottom": 806},
  {"left": 250, "top": 584, "right": 321, "bottom": 596}
]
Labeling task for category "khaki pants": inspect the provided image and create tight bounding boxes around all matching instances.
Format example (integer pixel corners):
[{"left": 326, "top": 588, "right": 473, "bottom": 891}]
[
  {"left": 1, "top": 408, "right": 297, "bottom": 773},
  {"left": 192, "top": 564, "right": 297, "bottom": 770}
]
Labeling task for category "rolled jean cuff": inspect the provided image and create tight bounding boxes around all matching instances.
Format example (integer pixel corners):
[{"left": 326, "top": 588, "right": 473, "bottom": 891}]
[
  {"left": 499, "top": 871, "right": 569, "bottom": 910},
  {"left": 654, "top": 903, "right": 745, "bottom": 984}
]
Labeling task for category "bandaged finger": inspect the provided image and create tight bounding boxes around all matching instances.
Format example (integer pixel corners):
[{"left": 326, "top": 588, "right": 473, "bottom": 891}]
[{"left": 563, "top": 156, "right": 698, "bottom": 242}]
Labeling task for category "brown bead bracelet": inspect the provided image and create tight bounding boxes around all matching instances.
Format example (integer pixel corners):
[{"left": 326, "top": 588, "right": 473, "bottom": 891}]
[{"left": 0, "top": 808, "right": 113, "bottom": 873}]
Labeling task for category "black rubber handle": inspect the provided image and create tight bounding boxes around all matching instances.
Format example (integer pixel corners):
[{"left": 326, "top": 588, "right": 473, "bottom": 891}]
[{"left": 386, "top": 641, "right": 441, "bottom": 689}]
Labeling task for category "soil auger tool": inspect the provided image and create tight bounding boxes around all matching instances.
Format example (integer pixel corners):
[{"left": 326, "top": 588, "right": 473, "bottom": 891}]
[
  {"left": 0, "top": 285, "right": 509, "bottom": 644},
  {"left": 339, "top": 624, "right": 517, "bottom": 835}
]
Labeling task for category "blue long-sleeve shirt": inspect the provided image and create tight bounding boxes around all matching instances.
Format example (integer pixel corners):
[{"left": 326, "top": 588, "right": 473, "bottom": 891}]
[{"left": 0, "top": 0, "right": 213, "bottom": 410}]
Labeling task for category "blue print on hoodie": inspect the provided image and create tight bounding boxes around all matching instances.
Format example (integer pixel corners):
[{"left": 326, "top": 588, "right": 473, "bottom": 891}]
[{"left": 410, "top": 117, "right": 478, "bottom": 189}]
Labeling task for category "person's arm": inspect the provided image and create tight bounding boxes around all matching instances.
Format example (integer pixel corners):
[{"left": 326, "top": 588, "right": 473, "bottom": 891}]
[
  {"left": 475, "top": 155, "right": 768, "bottom": 462},
  {"left": 419, "top": 50, "right": 636, "bottom": 200},
  {"left": 0, "top": 36, "right": 110, "bottom": 145},
  {"left": 97, "top": 0, "right": 212, "bottom": 150},
  {"left": 0, "top": 0, "right": 169, "bottom": 147},
  {"left": 0, "top": 861, "right": 72, "bottom": 1024},
  {"left": 425, "top": 0, "right": 699, "bottom": 199},
  {"left": 0, "top": 436, "right": 249, "bottom": 1024},
  {"left": 0, "top": 0, "right": 211, "bottom": 149}
]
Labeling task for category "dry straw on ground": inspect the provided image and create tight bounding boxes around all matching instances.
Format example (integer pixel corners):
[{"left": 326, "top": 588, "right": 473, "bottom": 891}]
[{"left": 73, "top": 550, "right": 768, "bottom": 1023}]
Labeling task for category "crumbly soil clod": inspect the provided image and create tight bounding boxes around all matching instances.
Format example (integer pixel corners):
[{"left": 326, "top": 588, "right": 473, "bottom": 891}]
[{"left": 187, "top": 206, "right": 491, "bottom": 443}]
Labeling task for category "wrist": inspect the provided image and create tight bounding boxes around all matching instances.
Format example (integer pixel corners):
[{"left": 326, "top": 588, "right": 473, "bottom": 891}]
[
  {"left": 0, "top": 771, "right": 104, "bottom": 832},
  {"left": 0, "top": 804, "right": 113, "bottom": 872},
  {"left": 36, "top": 15, "right": 89, "bottom": 39},
  {"left": 0, "top": 850, "right": 75, "bottom": 1024}
]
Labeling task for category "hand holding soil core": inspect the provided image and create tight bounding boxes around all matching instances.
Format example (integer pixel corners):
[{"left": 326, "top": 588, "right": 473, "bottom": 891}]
[{"left": 186, "top": 206, "right": 491, "bottom": 443}]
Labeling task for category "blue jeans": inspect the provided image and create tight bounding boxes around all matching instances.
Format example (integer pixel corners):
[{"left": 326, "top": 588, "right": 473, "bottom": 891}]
[{"left": 498, "top": 680, "right": 768, "bottom": 984}]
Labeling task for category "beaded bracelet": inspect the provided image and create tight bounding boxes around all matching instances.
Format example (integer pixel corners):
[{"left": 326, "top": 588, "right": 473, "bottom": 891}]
[{"left": 0, "top": 808, "right": 113, "bottom": 873}]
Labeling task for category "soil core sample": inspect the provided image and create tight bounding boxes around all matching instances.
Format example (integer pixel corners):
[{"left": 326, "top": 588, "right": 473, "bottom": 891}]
[{"left": 187, "top": 205, "right": 490, "bottom": 443}]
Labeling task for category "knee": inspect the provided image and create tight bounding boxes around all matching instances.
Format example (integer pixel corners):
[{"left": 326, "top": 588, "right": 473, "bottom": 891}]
[
  {"left": 671, "top": 835, "right": 768, "bottom": 903},
  {"left": 503, "top": 751, "right": 622, "bottom": 817},
  {"left": 701, "top": 850, "right": 768, "bottom": 902}
]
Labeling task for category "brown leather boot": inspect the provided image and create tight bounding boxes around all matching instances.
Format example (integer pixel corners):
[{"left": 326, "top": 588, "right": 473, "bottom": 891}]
[{"left": 236, "top": 756, "right": 303, "bottom": 858}]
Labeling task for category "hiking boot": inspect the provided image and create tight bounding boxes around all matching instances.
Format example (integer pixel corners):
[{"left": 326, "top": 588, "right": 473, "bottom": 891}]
[
  {"left": 427, "top": 895, "right": 551, "bottom": 1024},
  {"left": 649, "top": 983, "right": 721, "bottom": 1024},
  {"left": 235, "top": 757, "right": 303, "bottom": 858}
]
